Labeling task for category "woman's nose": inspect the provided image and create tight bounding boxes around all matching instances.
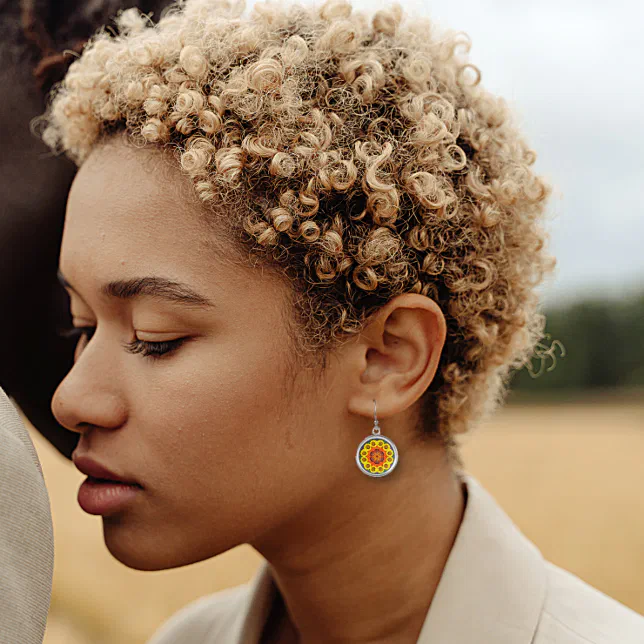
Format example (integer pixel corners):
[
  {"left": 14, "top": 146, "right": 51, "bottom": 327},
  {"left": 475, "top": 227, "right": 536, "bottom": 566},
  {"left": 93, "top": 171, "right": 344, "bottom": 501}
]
[{"left": 50, "top": 335, "right": 127, "bottom": 434}]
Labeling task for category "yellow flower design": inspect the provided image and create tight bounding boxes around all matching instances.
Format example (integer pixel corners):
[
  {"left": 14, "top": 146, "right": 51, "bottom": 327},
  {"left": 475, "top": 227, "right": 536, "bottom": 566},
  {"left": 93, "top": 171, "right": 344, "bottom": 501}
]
[{"left": 358, "top": 438, "right": 396, "bottom": 475}]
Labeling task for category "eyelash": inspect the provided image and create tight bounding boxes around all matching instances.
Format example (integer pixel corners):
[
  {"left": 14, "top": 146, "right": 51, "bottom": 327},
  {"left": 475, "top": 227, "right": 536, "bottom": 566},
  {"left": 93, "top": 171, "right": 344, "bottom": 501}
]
[{"left": 57, "top": 326, "right": 186, "bottom": 360}]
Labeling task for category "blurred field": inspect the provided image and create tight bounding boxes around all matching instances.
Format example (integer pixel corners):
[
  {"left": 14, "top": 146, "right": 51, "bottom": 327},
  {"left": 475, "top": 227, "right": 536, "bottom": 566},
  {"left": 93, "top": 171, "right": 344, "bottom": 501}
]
[{"left": 22, "top": 394, "right": 644, "bottom": 644}]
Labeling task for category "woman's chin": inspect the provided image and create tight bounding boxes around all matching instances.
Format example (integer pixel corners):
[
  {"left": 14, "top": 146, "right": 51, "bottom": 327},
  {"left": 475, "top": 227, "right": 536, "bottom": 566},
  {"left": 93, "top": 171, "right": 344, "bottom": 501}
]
[{"left": 101, "top": 522, "right": 221, "bottom": 571}]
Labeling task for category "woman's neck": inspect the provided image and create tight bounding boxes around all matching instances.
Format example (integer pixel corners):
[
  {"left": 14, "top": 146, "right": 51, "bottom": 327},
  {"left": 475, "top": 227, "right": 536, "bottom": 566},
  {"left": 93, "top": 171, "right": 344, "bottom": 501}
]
[{"left": 253, "top": 446, "right": 467, "bottom": 644}]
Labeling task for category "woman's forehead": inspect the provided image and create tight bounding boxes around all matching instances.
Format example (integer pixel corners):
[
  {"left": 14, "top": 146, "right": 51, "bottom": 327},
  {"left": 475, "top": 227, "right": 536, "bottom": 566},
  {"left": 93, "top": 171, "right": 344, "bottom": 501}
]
[
  {"left": 67, "top": 142, "right": 203, "bottom": 234},
  {"left": 61, "top": 141, "right": 287, "bottom": 309}
]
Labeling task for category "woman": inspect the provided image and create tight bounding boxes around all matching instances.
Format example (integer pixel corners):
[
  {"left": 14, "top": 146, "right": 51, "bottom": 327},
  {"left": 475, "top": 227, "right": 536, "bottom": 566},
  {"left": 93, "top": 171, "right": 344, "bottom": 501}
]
[{"left": 37, "top": 0, "right": 644, "bottom": 642}]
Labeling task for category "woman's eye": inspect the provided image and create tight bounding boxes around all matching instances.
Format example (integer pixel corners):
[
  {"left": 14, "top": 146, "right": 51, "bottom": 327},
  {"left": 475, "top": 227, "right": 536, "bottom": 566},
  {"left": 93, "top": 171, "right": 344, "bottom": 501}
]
[{"left": 56, "top": 325, "right": 186, "bottom": 359}]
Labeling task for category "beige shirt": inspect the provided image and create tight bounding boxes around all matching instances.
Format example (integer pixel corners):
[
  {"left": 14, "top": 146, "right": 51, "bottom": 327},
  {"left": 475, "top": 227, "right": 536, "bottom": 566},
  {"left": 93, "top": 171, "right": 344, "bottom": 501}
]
[
  {"left": 147, "top": 472, "right": 644, "bottom": 644},
  {"left": 0, "top": 386, "right": 54, "bottom": 644}
]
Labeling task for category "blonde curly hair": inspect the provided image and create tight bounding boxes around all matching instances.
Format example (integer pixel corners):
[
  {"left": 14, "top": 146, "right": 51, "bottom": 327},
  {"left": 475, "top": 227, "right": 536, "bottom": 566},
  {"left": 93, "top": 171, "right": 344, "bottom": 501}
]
[{"left": 37, "top": 0, "right": 557, "bottom": 456}]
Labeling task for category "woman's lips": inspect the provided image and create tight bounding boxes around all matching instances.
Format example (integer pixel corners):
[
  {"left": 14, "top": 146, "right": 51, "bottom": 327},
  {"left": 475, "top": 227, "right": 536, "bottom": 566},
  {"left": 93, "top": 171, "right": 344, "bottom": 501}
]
[
  {"left": 77, "top": 477, "right": 142, "bottom": 515},
  {"left": 72, "top": 453, "right": 141, "bottom": 487}
]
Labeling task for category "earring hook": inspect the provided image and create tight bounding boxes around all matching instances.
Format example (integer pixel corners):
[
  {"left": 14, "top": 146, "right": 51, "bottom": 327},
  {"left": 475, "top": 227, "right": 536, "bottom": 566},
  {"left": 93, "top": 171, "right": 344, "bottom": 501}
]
[{"left": 373, "top": 398, "right": 379, "bottom": 430}]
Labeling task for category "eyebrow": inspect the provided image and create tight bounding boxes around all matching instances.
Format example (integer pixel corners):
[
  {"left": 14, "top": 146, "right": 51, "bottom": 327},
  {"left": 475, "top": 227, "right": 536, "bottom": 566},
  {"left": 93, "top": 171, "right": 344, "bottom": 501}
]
[{"left": 57, "top": 269, "right": 215, "bottom": 309}]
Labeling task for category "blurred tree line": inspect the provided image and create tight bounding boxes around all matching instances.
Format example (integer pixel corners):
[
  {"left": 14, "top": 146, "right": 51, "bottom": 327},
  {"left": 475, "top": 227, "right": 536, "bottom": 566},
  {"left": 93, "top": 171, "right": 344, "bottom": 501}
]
[{"left": 509, "top": 290, "right": 644, "bottom": 397}]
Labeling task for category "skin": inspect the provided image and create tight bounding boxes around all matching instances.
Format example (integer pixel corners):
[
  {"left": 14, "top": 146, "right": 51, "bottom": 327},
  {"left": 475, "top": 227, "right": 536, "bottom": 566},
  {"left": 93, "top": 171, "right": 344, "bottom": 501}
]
[{"left": 51, "top": 137, "right": 466, "bottom": 644}]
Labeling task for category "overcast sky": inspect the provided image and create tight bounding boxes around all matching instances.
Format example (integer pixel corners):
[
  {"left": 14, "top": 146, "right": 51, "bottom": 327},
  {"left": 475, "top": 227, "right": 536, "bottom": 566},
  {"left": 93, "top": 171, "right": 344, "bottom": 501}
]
[{"left": 251, "top": 0, "right": 644, "bottom": 306}]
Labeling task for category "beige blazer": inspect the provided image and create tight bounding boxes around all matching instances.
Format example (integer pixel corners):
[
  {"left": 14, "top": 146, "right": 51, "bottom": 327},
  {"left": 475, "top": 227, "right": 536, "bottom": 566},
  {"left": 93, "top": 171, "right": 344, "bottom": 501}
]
[
  {"left": 0, "top": 386, "right": 54, "bottom": 644},
  {"left": 147, "top": 472, "right": 644, "bottom": 644}
]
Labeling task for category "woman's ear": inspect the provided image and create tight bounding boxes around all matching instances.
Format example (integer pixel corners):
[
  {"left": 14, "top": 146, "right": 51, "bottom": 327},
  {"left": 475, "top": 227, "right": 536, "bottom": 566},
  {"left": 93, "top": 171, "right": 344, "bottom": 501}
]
[{"left": 346, "top": 293, "right": 447, "bottom": 422}]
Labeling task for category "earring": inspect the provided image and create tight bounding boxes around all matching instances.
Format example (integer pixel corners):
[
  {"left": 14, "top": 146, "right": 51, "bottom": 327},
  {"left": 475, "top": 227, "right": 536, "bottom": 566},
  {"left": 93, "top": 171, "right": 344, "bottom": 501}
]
[{"left": 355, "top": 399, "right": 399, "bottom": 477}]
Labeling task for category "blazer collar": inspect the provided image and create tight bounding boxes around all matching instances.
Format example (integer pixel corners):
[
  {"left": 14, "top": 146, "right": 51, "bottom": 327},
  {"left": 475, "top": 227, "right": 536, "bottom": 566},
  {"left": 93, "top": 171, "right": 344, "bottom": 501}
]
[{"left": 236, "top": 472, "right": 548, "bottom": 643}]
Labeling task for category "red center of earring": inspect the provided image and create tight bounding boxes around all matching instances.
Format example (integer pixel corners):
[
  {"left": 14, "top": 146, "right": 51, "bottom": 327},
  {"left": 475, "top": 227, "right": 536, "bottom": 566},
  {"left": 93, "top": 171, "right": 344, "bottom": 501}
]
[{"left": 369, "top": 448, "right": 386, "bottom": 464}]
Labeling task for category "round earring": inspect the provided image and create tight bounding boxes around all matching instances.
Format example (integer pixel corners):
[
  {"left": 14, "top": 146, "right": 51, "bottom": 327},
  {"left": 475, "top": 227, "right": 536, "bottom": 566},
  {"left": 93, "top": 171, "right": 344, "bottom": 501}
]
[{"left": 355, "top": 399, "right": 399, "bottom": 477}]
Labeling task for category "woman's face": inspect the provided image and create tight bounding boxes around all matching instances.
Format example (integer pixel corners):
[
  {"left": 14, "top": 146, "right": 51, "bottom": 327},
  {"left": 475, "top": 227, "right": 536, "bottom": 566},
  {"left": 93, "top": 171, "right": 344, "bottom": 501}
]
[{"left": 51, "top": 138, "right": 350, "bottom": 571}]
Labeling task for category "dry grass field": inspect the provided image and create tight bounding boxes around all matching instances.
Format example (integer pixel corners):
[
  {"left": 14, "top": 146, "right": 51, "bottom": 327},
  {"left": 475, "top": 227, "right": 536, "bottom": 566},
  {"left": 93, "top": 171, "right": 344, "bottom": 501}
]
[{"left": 21, "top": 394, "right": 644, "bottom": 644}]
